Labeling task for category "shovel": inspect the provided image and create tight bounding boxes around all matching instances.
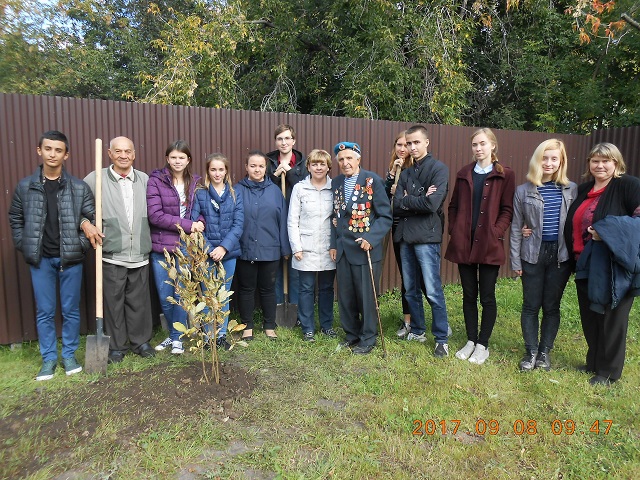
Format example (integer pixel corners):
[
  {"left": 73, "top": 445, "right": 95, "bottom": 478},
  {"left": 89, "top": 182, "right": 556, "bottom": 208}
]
[
  {"left": 366, "top": 249, "right": 387, "bottom": 358},
  {"left": 275, "top": 171, "right": 298, "bottom": 327},
  {"left": 85, "top": 138, "right": 110, "bottom": 374}
]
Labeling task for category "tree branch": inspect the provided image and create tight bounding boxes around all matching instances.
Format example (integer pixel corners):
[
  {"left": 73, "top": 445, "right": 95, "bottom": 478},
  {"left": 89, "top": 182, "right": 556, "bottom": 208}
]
[{"left": 621, "top": 13, "right": 640, "bottom": 32}]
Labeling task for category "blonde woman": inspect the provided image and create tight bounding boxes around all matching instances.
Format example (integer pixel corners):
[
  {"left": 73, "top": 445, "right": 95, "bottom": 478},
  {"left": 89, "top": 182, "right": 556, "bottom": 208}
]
[
  {"left": 510, "top": 139, "right": 577, "bottom": 371},
  {"left": 288, "top": 150, "right": 336, "bottom": 342}
]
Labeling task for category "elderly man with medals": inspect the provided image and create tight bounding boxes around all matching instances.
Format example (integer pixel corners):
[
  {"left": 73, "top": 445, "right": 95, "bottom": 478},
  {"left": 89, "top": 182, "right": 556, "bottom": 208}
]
[{"left": 330, "top": 142, "right": 393, "bottom": 354}]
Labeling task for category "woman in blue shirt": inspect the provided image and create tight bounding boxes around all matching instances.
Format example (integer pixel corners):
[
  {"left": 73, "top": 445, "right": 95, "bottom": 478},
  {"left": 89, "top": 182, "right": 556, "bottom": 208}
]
[{"left": 510, "top": 139, "right": 577, "bottom": 371}]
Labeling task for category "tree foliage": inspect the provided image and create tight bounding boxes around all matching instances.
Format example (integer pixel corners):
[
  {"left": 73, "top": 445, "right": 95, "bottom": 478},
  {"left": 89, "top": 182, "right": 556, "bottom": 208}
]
[
  {"left": 161, "top": 227, "right": 246, "bottom": 384},
  {"left": 1, "top": 0, "right": 638, "bottom": 133}
]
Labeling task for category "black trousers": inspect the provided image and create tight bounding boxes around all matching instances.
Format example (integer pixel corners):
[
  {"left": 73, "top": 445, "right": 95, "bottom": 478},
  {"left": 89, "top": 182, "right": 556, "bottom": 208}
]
[
  {"left": 520, "top": 242, "right": 572, "bottom": 353},
  {"left": 102, "top": 262, "right": 153, "bottom": 352},
  {"left": 336, "top": 256, "right": 381, "bottom": 347},
  {"left": 576, "top": 279, "right": 635, "bottom": 380},
  {"left": 457, "top": 263, "right": 500, "bottom": 348},
  {"left": 235, "top": 259, "right": 279, "bottom": 330}
]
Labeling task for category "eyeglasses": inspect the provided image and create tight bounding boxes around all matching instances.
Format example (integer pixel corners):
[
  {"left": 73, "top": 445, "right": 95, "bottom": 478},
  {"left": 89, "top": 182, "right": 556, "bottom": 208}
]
[{"left": 276, "top": 136, "right": 293, "bottom": 143}]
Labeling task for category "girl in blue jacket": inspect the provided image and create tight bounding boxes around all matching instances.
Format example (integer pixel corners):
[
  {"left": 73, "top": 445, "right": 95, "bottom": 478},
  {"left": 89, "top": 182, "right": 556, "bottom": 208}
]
[
  {"left": 191, "top": 153, "right": 244, "bottom": 349},
  {"left": 235, "top": 151, "right": 291, "bottom": 340}
]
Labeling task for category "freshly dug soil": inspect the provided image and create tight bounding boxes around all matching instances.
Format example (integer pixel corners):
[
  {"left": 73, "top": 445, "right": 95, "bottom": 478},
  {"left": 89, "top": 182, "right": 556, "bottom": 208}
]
[{"left": 0, "top": 362, "right": 256, "bottom": 477}]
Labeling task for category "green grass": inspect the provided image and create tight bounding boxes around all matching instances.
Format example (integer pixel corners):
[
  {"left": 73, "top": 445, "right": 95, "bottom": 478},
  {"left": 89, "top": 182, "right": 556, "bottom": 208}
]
[{"left": 1, "top": 277, "right": 639, "bottom": 479}]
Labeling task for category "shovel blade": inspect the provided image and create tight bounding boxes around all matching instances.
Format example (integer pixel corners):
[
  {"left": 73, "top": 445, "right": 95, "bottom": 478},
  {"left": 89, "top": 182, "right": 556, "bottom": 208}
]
[
  {"left": 275, "top": 299, "right": 298, "bottom": 328},
  {"left": 286, "top": 303, "right": 298, "bottom": 327},
  {"left": 85, "top": 331, "right": 110, "bottom": 375}
]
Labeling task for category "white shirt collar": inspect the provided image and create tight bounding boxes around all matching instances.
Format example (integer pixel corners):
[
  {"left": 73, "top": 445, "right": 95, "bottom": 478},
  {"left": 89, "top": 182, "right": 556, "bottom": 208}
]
[
  {"left": 474, "top": 162, "right": 494, "bottom": 174},
  {"left": 110, "top": 164, "right": 135, "bottom": 181}
]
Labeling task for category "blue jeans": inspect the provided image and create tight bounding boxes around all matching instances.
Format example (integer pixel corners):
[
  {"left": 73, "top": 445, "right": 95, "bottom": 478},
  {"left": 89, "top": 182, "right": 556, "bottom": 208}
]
[
  {"left": 30, "top": 258, "right": 83, "bottom": 361},
  {"left": 520, "top": 241, "right": 572, "bottom": 353},
  {"left": 275, "top": 257, "right": 299, "bottom": 305},
  {"left": 298, "top": 270, "right": 336, "bottom": 334},
  {"left": 151, "top": 252, "right": 188, "bottom": 342},
  {"left": 400, "top": 242, "right": 449, "bottom": 342},
  {"left": 203, "top": 257, "right": 236, "bottom": 337}
]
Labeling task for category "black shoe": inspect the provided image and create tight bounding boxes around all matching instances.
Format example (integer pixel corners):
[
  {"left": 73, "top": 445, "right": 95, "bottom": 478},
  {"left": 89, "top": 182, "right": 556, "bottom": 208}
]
[
  {"left": 216, "top": 336, "right": 231, "bottom": 351},
  {"left": 589, "top": 375, "right": 614, "bottom": 386},
  {"left": 352, "top": 344, "right": 374, "bottom": 355},
  {"left": 108, "top": 351, "right": 125, "bottom": 364},
  {"left": 137, "top": 343, "right": 156, "bottom": 358},
  {"left": 535, "top": 351, "right": 551, "bottom": 371},
  {"left": 294, "top": 319, "right": 302, "bottom": 328},
  {"left": 519, "top": 351, "right": 538, "bottom": 371},
  {"left": 321, "top": 328, "right": 338, "bottom": 338},
  {"left": 340, "top": 339, "right": 359, "bottom": 349}
]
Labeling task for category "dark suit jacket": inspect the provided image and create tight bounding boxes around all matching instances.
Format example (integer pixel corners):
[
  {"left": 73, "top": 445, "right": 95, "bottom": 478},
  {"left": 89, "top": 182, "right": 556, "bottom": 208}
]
[{"left": 330, "top": 169, "right": 392, "bottom": 265}]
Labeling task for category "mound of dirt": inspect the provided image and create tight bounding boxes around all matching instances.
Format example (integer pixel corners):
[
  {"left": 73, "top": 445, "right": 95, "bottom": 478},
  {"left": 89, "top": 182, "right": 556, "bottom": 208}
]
[{"left": 0, "top": 362, "right": 256, "bottom": 477}]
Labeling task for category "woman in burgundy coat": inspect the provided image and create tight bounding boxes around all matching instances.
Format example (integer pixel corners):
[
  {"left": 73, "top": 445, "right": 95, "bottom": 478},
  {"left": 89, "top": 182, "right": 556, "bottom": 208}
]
[{"left": 445, "top": 128, "right": 515, "bottom": 365}]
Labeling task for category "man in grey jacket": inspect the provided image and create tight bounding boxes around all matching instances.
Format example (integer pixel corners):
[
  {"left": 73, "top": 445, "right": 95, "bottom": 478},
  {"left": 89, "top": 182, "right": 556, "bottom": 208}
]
[{"left": 84, "top": 136, "right": 154, "bottom": 363}]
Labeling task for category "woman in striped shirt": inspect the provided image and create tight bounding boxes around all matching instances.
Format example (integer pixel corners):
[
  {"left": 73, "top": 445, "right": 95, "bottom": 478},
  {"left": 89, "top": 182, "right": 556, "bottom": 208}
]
[{"left": 510, "top": 139, "right": 577, "bottom": 371}]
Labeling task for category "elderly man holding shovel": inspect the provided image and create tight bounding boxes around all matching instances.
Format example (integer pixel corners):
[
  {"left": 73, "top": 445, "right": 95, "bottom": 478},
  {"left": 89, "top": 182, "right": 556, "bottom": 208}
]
[
  {"left": 84, "top": 136, "right": 154, "bottom": 363},
  {"left": 330, "top": 142, "right": 392, "bottom": 355}
]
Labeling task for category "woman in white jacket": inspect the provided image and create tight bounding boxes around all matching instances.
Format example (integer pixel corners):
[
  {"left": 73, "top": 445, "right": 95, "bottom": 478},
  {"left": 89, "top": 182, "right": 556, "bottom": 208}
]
[{"left": 288, "top": 149, "right": 336, "bottom": 342}]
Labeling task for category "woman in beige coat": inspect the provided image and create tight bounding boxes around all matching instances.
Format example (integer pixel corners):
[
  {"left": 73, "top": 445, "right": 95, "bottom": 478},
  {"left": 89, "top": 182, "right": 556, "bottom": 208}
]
[{"left": 287, "top": 149, "right": 336, "bottom": 342}]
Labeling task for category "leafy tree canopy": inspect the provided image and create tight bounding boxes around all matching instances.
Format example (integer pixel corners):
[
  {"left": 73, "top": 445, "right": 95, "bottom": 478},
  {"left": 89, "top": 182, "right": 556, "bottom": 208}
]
[{"left": 1, "top": 0, "right": 638, "bottom": 133}]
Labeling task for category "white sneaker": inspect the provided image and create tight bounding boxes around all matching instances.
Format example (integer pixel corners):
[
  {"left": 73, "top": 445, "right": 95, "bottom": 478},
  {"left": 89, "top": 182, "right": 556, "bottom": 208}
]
[
  {"left": 406, "top": 332, "right": 427, "bottom": 343},
  {"left": 455, "top": 341, "right": 476, "bottom": 360},
  {"left": 396, "top": 322, "right": 411, "bottom": 338},
  {"left": 171, "top": 340, "right": 184, "bottom": 355},
  {"left": 155, "top": 337, "right": 172, "bottom": 351},
  {"left": 468, "top": 344, "right": 489, "bottom": 364}
]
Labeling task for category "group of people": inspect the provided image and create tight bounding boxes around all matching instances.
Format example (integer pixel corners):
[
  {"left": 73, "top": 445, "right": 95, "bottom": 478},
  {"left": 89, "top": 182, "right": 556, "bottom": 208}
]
[
  {"left": 385, "top": 128, "right": 639, "bottom": 386},
  {"left": 9, "top": 125, "right": 639, "bottom": 387}
]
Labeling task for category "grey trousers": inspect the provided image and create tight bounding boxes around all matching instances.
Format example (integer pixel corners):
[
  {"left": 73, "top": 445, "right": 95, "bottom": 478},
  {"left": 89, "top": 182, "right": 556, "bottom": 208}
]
[{"left": 103, "top": 262, "right": 153, "bottom": 352}]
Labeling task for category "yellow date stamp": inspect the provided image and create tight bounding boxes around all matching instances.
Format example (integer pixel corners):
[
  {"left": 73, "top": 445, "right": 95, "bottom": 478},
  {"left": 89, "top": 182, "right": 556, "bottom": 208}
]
[{"left": 412, "top": 419, "right": 613, "bottom": 436}]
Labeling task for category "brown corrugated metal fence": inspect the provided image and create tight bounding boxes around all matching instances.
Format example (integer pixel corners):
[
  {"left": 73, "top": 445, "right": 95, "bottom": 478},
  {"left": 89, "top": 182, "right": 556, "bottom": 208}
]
[{"left": 0, "top": 94, "right": 636, "bottom": 344}]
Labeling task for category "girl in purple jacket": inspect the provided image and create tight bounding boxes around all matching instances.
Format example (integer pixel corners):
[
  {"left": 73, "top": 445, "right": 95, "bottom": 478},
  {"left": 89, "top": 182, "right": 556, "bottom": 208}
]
[{"left": 148, "top": 140, "right": 204, "bottom": 355}]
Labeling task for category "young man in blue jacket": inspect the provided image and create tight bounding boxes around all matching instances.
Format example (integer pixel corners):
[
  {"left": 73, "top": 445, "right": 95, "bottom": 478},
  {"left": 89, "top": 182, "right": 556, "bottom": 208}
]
[{"left": 9, "top": 130, "right": 97, "bottom": 380}]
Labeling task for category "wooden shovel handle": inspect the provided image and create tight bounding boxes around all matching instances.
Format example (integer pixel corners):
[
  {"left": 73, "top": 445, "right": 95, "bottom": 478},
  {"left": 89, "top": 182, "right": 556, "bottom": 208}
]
[
  {"left": 95, "top": 139, "right": 103, "bottom": 318},
  {"left": 393, "top": 164, "right": 402, "bottom": 188},
  {"left": 390, "top": 163, "right": 402, "bottom": 208},
  {"left": 280, "top": 171, "right": 288, "bottom": 297}
]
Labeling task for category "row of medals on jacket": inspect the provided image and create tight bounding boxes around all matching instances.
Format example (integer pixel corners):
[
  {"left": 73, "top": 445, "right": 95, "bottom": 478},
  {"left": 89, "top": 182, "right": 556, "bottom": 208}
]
[{"left": 348, "top": 181, "right": 373, "bottom": 233}]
